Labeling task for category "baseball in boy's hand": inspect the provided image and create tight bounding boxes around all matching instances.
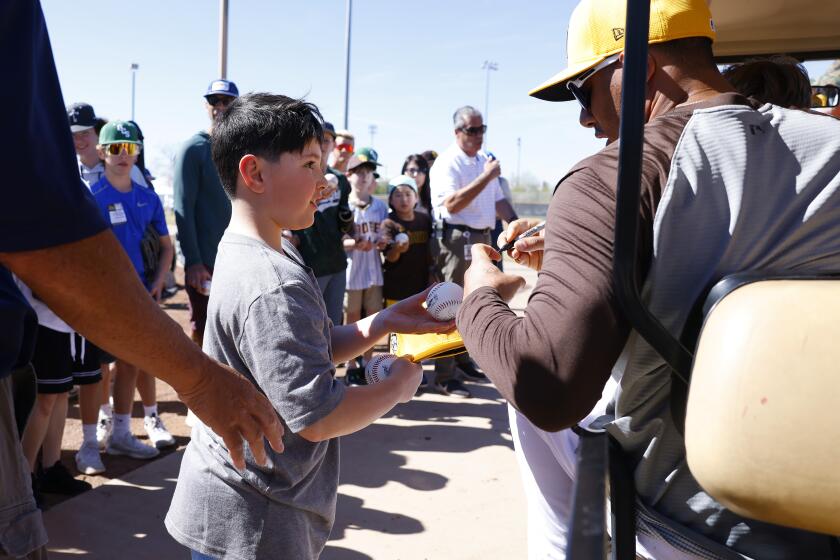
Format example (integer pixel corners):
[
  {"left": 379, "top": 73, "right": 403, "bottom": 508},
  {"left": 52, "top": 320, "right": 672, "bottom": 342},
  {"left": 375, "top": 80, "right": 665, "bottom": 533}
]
[
  {"left": 426, "top": 282, "right": 464, "bottom": 321},
  {"left": 365, "top": 354, "right": 397, "bottom": 384},
  {"left": 394, "top": 232, "right": 409, "bottom": 246}
]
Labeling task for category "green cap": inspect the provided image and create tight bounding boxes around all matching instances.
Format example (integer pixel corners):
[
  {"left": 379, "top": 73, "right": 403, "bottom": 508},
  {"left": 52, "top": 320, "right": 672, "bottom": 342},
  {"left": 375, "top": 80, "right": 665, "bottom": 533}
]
[
  {"left": 348, "top": 147, "right": 381, "bottom": 170},
  {"left": 99, "top": 120, "right": 142, "bottom": 145}
]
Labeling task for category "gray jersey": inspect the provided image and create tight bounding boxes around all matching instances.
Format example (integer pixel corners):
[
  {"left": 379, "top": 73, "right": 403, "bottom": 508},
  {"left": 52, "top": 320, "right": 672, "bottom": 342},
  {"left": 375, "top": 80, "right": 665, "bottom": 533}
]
[
  {"left": 165, "top": 233, "right": 346, "bottom": 560},
  {"left": 609, "top": 102, "right": 840, "bottom": 558}
]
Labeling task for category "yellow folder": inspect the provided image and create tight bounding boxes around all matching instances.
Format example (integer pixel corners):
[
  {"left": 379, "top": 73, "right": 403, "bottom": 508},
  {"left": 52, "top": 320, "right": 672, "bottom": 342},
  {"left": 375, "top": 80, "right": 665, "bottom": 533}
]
[{"left": 389, "top": 330, "right": 467, "bottom": 362}]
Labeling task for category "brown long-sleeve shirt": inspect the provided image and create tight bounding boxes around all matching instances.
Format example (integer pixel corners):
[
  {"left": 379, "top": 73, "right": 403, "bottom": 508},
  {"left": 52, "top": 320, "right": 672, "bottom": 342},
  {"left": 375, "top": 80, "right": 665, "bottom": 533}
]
[{"left": 456, "top": 94, "right": 753, "bottom": 432}]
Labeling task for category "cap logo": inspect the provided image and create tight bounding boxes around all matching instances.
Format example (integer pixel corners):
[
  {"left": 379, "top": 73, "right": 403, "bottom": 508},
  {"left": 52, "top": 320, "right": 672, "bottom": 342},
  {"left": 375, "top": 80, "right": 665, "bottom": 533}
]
[
  {"left": 211, "top": 80, "right": 228, "bottom": 92},
  {"left": 358, "top": 155, "right": 369, "bottom": 162},
  {"left": 613, "top": 28, "right": 625, "bottom": 41},
  {"left": 116, "top": 123, "right": 131, "bottom": 138}
]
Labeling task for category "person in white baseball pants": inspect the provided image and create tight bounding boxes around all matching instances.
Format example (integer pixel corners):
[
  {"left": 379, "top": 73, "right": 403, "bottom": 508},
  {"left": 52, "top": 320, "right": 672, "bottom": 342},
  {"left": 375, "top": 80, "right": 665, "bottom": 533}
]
[
  {"left": 508, "top": 373, "right": 614, "bottom": 559},
  {"left": 510, "top": 374, "right": 658, "bottom": 560}
]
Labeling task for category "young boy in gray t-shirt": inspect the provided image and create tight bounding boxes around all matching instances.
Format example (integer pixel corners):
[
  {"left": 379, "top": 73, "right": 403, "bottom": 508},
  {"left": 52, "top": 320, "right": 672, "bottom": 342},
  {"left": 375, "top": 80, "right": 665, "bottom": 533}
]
[{"left": 165, "top": 93, "right": 453, "bottom": 560}]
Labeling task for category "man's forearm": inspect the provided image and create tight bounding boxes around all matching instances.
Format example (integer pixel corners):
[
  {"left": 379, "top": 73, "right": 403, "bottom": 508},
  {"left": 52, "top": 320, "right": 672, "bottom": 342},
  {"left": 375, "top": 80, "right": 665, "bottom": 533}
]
[
  {"left": 152, "top": 240, "right": 175, "bottom": 289},
  {"left": 173, "top": 154, "right": 205, "bottom": 267},
  {"left": 495, "top": 199, "right": 518, "bottom": 223},
  {"left": 174, "top": 212, "right": 203, "bottom": 267},
  {"left": 443, "top": 172, "right": 495, "bottom": 214},
  {"left": 1, "top": 230, "right": 213, "bottom": 394},
  {"left": 457, "top": 286, "right": 613, "bottom": 432}
]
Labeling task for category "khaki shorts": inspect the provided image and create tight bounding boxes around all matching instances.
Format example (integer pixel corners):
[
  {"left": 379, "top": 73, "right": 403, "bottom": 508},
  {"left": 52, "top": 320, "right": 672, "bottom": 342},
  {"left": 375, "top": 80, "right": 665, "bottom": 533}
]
[
  {"left": 0, "top": 372, "right": 48, "bottom": 558},
  {"left": 439, "top": 227, "right": 492, "bottom": 285},
  {"left": 344, "top": 285, "right": 384, "bottom": 317}
]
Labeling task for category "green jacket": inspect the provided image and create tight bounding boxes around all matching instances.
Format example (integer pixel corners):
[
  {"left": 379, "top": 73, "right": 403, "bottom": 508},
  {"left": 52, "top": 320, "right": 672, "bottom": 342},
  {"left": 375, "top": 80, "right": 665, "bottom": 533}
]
[
  {"left": 173, "top": 131, "right": 231, "bottom": 269},
  {"left": 294, "top": 167, "right": 353, "bottom": 277}
]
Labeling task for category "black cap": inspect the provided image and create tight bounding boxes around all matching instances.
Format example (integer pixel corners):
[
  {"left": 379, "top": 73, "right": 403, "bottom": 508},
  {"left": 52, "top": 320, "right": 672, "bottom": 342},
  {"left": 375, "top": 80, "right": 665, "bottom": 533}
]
[
  {"left": 323, "top": 121, "right": 336, "bottom": 138},
  {"left": 68, "top": 103, "right": 97, "bottom": 132}
]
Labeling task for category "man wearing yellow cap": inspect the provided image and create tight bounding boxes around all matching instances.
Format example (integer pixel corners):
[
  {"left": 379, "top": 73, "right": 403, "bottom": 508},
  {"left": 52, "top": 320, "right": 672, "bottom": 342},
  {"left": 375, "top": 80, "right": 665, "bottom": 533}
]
[{"left": 457, "top": 0, "right": 840, "bottom": 558}]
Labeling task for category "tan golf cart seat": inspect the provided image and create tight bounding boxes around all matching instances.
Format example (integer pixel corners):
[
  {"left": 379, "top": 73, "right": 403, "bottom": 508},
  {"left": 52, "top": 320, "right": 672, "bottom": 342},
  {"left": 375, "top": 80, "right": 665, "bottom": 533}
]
[{"left": 685, "top": 277, "right": 840, "bottom": 537}]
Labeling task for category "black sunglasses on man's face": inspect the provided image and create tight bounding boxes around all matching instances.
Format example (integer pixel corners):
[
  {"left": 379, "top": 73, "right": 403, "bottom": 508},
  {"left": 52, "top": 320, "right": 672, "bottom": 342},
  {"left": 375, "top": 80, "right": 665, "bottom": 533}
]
[
  {"left": 459, "top": 124, "right": 487, "bottom": 136},
  {"left": 206, "top": 95, "right": 234, "bottom": 107},
  {"left": 566, "top": 53, "right": 621, "bottom": 113}
]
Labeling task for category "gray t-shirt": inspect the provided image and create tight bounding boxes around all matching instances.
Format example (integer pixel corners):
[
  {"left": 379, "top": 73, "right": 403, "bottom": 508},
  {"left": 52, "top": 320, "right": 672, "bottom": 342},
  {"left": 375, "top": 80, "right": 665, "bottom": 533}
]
[{"left": 165, "top": 233, "right": 346, "bottom": 560}]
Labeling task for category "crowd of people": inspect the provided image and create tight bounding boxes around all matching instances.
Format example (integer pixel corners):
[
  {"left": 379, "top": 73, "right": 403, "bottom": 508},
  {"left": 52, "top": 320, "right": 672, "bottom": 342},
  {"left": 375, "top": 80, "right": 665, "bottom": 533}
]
[
  {"left": 15, "top": 73, "right": 517, "bottom": 510},
  {"left": 17, "top": 103, "right": 180, "bottom": 502},
  {"left": 5, "top": 0, "right": 840, "bottom": 558},
  {"left": 174, "top": 80, "right": 518, "bottom": 398}
]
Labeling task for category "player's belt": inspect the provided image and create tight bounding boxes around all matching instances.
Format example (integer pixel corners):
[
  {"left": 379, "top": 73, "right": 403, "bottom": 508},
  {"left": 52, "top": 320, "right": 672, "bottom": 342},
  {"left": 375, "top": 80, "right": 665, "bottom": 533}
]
[{"left": 442, "top": 221, "right": 491, "bottom": 235}]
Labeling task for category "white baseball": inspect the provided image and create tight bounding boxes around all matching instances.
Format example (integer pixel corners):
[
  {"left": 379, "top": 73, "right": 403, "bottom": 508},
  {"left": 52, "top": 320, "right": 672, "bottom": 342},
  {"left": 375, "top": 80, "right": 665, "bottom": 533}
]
[
  {"left": 395, "top": 232, "right": 409, "bottom": 245},
  {"left": 365, "top": 354, "right": 397, "bottom": 384},
  {"left": 324, "top": 173, "right": 339, "bottom": 189},
  {"left": 426, "top": 282, "right": 463, "bottom": 321}
]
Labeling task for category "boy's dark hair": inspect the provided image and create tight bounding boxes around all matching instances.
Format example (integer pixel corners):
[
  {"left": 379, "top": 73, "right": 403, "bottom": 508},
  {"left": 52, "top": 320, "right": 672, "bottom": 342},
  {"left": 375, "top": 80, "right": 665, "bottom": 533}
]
[
  {"left": 212, "top": 93, "right": 324, "bottom": 198},
  {"left": 722, "top": 56, "right": 812, "bottom": 109}
]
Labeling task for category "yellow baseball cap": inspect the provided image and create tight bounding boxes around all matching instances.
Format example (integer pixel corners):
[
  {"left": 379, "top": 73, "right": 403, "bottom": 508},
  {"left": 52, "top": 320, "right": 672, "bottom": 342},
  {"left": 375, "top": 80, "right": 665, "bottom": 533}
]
[{"left": 530, "top": 0, "right": 716, "bottom": 102}]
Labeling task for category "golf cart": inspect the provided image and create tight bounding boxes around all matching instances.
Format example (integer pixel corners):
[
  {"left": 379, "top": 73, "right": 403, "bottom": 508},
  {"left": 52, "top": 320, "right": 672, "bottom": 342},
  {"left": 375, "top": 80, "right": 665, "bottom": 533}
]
[{"left": 567, "top": 1, "right": 840, "bottom": 558}]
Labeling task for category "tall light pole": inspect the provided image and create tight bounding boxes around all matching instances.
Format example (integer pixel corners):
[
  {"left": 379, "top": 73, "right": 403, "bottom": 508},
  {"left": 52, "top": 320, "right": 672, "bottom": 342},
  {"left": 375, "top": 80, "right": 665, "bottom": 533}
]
[
  {"left": 482, "top": 60, "right": 498, "bottom": 144},
  {"left": 130, "top": 63, "right": 139, "bottom": 121},
  {"left": 516, "top": 137, "right": 522, "bottom": 188},
  {"left": 343, "top": 0, "right": 353, "bottom": 129},
  {"left": 219, "top": 0, "right": 229, "bottom": 78},
  {"left": 368, "top": 124, "right": 377, "bottom": 147}
]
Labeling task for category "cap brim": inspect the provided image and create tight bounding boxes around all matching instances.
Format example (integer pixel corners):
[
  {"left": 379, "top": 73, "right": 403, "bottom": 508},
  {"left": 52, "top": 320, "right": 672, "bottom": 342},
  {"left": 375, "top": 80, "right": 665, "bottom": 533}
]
[
  {"left": 204, "top": 92, "right": 238, "bottom": 99},
  {"left": 528, "top": 57, "right": 607, "bottom": 102},
  {"left": 70, "top": 125, "right": 94, "bottom": 132}
]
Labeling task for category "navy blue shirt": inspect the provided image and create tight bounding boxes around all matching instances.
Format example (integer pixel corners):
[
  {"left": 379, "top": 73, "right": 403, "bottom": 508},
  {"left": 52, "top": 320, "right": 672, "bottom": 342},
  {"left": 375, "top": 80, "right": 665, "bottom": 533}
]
[{"left": 0, "top": 0, "right": 108, "bottom": 377}]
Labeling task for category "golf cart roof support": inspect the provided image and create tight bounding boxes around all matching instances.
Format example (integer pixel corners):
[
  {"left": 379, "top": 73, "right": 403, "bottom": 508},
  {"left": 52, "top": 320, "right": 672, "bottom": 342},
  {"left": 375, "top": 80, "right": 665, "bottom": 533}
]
[{"left": 612, "top": 0, "right": 694, "bottom": 382}]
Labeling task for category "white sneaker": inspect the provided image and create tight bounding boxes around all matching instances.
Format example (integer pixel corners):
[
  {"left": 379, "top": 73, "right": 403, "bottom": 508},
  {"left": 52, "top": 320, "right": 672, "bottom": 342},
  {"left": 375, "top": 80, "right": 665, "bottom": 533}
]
[
  {"left": 106, "top": 431, "right": 160, "bottom": 459},
  {"left": 75, "top": 441, "right": 106, "bottom": 475},
  {"left": 144, "top": 413, "right": 176, "bottom": 449},
  {"left": 96, "top": 413, "right": 112, "bottom": 450}
]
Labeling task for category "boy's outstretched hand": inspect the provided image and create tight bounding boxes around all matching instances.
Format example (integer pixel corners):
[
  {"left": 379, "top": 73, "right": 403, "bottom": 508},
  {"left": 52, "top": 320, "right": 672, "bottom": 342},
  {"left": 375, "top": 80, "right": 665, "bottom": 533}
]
[
  {"left": 177, "top": 362, "right": 285, "bottom": 470},
  {"left": 387, "top": 358, "right": 425, "bottom": 402},
  {"left": 379, "top": 285, "right": 457, "bottom": 335}
]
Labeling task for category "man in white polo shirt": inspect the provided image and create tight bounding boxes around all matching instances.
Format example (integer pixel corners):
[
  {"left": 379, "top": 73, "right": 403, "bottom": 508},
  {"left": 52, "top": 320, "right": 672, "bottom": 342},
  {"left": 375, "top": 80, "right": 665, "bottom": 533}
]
[{"left": 430, "top": 105, "right": 517, "bottom": 397}]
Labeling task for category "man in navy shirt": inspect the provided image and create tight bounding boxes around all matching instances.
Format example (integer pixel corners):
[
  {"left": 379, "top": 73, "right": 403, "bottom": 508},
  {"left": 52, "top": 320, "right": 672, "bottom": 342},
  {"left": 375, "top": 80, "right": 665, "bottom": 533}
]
[{"left": 0, "top": 3, "right": 284, "bottom": 556}]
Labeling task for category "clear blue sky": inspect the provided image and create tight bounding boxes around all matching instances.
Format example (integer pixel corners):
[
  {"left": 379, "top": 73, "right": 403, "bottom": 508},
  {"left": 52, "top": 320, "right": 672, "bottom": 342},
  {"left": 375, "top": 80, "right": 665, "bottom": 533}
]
[{"left": 42, "top": 1, "right": 833, "bottom": 194}]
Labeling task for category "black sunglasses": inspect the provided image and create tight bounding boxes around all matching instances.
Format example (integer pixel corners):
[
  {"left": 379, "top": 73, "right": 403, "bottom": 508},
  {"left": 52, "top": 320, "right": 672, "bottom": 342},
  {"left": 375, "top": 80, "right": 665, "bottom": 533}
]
[
  {"left": 566, "top": 53, "right": 621, "bottom": 113},
  {"left": 459, "top": 125, "right": 487, "bottom": 136},
  {"left": 206, "top": 95, "right": 234, "bottom": 107}
]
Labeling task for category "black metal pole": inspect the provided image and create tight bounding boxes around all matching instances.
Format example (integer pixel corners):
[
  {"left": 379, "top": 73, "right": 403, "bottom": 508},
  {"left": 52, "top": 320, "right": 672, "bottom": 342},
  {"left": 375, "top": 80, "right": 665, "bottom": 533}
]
[
  {"left": 612, "top": 0, "right": 693, "bottom": 381},
  {"left": 567, "top": 428, "right": 609, "bottom": 559}
]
